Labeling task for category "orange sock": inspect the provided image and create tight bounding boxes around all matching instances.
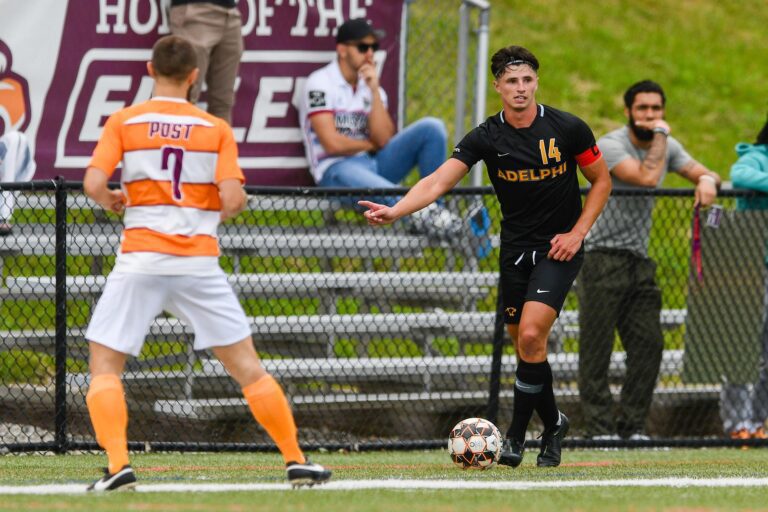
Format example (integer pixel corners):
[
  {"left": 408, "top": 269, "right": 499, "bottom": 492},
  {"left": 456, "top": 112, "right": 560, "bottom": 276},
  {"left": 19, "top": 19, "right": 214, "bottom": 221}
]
[
  {"left": 86, "top": 374, "right": 129, "bottom": 474},
  {"left": 243, "top": 374, "right": 304, "bottom": 464}
]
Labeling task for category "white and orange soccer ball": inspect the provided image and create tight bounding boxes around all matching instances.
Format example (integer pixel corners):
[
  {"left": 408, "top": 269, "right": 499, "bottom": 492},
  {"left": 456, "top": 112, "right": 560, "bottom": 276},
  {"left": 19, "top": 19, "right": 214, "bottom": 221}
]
[{"left": 448, "top": 417, "right": 502, "bottom": 470}]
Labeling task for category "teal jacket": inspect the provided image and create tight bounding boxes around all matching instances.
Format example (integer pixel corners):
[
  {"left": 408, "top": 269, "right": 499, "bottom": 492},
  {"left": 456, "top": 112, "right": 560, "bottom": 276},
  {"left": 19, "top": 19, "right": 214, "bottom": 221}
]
[
  {"left": 730, "top": 142, "right": 768, "bottom": 264},
  {"left": 730, "top": 142, "right": 768, "bottom": 211}
]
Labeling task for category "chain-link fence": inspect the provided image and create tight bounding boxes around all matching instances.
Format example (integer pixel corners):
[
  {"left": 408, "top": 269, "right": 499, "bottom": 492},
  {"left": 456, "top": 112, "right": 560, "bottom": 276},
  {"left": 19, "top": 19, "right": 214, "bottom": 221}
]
[
  {"left": 404, "top": 1, "right": 487, "bottom": 173},
  {"left": 1, "top": 181, "right": 767, "bottom": 452}
]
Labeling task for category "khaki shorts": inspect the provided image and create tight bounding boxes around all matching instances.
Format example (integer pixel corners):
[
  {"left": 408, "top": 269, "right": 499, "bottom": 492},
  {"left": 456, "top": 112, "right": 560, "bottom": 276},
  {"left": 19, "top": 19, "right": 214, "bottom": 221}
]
[{"left": 85, "top": 271, "right": 251, "bottom": 356}]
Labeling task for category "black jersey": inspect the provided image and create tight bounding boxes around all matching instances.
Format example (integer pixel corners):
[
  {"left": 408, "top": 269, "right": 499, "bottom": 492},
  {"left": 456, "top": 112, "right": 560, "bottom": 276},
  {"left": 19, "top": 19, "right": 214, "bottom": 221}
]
[{"left": 452, "top": 104, "right": 601, "bottom": 250}]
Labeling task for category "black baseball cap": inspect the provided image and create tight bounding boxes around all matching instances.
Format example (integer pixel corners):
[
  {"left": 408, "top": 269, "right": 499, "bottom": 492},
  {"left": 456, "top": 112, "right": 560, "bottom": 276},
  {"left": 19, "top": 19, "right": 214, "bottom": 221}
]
[{"left": 336, "top": 18, "right": 386, "bottom": 43}]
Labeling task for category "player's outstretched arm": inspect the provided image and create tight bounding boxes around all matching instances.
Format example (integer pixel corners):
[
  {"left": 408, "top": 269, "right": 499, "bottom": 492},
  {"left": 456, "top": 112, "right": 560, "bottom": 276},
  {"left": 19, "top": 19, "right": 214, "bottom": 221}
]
[
  {"left": 359, "top": 158, "right": 469, "bottom": 226},
  {"left": 83, "top": 166, "right": 125, "bottom": 214}
]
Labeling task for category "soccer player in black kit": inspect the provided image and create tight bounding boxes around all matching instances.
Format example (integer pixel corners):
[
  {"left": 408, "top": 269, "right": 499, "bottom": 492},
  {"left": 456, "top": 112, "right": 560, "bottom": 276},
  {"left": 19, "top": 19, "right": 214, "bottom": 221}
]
[{"left": 359, "top": 45, "right": 611, "bottom": 467}]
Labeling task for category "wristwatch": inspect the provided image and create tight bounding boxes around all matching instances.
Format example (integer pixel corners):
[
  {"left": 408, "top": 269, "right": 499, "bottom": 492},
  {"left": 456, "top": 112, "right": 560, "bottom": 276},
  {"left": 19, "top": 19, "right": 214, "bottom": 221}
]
[{"left": 652, "top": 126, "right": 670, "bottom": 136}]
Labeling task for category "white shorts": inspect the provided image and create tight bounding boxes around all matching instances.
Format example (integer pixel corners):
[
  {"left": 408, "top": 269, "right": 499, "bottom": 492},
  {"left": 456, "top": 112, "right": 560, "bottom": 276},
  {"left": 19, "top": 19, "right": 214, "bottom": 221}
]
[{"left": 85, "top": 271, "right": 252, "bottom": 356}]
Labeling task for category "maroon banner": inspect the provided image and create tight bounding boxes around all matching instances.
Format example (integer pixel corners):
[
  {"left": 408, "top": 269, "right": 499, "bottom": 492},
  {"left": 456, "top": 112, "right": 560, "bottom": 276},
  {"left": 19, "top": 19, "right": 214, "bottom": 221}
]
[{"left": 31, "top": 0, "right": 404, "bottom": 185}]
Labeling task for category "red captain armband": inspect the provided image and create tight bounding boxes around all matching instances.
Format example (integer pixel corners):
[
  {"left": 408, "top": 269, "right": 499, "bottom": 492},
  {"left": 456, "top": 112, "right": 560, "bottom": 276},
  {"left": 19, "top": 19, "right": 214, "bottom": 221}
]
[{"left": 575, "top": 144, "right": 602, "bottom": 167}]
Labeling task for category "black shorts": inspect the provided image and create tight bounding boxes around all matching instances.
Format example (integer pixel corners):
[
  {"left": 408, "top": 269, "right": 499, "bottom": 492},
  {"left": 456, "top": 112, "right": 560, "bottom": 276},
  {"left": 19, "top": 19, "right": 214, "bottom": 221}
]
[{"left": 500, "top": 247, "right": 583, "bottom": 324}]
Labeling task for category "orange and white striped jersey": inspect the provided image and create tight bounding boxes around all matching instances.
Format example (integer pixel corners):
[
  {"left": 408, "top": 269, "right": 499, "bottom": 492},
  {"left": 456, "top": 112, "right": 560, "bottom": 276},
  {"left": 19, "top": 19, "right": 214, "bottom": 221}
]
[{"left": 89, "top": 97, "right": 244, "bottom": 275}]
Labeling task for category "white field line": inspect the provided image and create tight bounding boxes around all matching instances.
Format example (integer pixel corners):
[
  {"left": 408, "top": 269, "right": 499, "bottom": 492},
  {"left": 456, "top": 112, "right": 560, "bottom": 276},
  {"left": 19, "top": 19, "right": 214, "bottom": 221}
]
[{"left": 1, "top": 478, "right": 768, "bottom": 494}]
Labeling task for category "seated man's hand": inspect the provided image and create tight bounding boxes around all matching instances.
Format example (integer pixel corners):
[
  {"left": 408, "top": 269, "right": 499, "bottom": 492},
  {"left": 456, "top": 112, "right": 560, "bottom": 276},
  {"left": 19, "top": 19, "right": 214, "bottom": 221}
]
[
  {"left": 358, "top": 62, "right": 379, "bottom": 90},
  {"left": 365, "top": 139, "right": 381, "bottom": 152}
]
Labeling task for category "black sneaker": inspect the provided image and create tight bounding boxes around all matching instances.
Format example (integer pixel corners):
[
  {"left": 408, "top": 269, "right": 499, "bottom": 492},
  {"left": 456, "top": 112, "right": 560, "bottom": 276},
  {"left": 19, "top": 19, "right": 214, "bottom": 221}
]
[
  {"left": 537, "top": 412, "right": 570, "bottom": 467},
  {"left": 86, "top": 465, "right": 137, "bottom": 492},
  {"left": 286, "top": 459, "right": 332, "bottom": 488},
  {"left": 0, "top": 221, "right": 11, "bottom": 237},
  {"left": 498, "top": 437, "right": 525, "bottom": 468}
]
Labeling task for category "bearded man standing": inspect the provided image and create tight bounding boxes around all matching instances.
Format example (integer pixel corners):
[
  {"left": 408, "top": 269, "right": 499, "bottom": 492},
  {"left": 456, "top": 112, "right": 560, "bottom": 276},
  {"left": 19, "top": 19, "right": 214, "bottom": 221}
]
[{"left": 578, "top": 80, "right": 720, "bottom": 441}]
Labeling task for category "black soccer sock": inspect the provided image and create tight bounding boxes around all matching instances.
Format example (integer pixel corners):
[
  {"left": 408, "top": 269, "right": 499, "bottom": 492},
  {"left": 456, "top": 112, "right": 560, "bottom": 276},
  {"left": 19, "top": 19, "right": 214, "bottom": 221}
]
[
  {"left": 533, "top": 359, "right": 560, "bottom": 430},
  {"left": 507, "top": 358, "right": 547, "bottom": 443}
]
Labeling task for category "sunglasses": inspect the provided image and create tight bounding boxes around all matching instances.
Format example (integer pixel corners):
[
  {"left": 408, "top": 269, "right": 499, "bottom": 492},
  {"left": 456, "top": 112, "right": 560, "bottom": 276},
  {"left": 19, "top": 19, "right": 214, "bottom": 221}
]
[{"left": 350, "top": 42, "right": 379, "bottom": 53}]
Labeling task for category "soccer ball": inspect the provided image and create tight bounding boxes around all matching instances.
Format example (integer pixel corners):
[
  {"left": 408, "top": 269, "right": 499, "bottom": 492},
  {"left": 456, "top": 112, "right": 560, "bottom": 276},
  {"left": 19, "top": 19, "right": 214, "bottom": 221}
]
[{"left": 448, "top": 417, "right": 502, "bottom": 470}]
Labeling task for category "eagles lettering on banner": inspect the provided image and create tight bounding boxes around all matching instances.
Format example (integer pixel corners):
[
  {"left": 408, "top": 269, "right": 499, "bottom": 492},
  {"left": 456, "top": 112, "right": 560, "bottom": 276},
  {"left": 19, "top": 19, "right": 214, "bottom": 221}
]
[{"left": 11, "top": 0, "right": 403, "bottom": 185}]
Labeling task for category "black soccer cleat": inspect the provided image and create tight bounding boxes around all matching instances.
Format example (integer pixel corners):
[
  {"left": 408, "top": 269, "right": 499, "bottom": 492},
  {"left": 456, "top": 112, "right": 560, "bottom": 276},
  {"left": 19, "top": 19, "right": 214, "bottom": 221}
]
[
  {"left": 537, "top": 412, "right": 570, "bottom": 467},
  {"left": 86, "top": 465, "right": 137, "bottom": 492},
  {"left": 286, "top": 459, "right": 332, "bottom": 488},
  {"left": 498, "top": 437, "right": 525, "bottom": 468}
]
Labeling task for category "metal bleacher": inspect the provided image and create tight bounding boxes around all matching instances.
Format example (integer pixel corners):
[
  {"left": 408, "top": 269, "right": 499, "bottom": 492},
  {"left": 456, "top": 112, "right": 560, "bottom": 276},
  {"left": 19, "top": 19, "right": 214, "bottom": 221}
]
[{"left": 0, "top": 191, "right": 714, "bottom": 437}]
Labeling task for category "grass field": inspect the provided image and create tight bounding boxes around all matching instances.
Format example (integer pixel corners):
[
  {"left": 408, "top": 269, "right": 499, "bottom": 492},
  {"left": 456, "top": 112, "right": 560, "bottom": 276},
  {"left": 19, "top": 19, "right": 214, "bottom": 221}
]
[{"left": 0, "top": 449, "right": 767, "bottom": 511}]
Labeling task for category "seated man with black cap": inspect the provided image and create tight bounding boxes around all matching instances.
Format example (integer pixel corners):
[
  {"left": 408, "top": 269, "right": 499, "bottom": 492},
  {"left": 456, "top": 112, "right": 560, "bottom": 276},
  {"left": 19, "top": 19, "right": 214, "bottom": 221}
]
[{"left": 298, "top": 18, "right": 490, "bottom": 251}]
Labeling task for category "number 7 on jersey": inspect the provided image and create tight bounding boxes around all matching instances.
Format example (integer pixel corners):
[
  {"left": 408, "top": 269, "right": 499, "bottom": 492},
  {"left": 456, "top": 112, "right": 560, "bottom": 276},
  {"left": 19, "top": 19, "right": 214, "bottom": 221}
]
[{"left": 161, "top": 146, "right": 185, "bottom": 201}]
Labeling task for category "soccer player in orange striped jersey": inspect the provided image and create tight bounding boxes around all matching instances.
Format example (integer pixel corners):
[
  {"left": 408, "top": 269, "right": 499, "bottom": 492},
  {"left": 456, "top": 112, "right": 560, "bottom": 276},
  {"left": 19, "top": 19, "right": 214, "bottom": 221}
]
[{"left": 82, "top": 35, "right": 331, "bottom": 492}]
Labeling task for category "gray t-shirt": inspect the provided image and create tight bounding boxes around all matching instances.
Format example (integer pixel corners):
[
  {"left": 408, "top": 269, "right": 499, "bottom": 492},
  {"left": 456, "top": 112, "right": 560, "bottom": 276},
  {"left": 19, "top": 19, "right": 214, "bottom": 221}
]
[{"left": 585, "top": 126, "right": 692, "bottom": 256}]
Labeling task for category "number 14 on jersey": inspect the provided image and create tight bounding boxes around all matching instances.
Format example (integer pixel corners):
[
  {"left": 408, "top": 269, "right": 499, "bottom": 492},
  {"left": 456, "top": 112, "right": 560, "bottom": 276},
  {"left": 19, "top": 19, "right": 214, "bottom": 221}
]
[{"left": 538, "top": 138, "right": 561, "bottom": 165}]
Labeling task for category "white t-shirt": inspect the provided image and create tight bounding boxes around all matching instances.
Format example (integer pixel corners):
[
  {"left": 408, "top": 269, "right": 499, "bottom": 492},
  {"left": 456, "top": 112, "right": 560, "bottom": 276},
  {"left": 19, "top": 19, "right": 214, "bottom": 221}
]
[{"left": 298, "top": 59, "right": 388, "bottom": 182}]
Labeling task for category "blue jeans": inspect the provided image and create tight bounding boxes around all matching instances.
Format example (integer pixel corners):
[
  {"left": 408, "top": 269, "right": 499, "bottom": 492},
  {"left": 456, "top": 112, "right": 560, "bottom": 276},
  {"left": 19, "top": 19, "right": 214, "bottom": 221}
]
[{"left": 318, "top": 117, "right": 447, "bottom": 207}]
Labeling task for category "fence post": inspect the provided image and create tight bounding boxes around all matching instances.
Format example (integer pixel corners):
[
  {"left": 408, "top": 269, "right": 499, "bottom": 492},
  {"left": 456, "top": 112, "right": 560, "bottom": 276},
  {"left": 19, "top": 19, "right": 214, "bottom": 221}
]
[
  {"left": 486, "top": 278, "right": 505, "bottom": 424},
  {"left": 54, "top": 177, "right": 68, "bottom": 454},
  {"left": 470, "top": 3, "right": 490, "bottom": 188},
  {"left": 454, "top": 2, "right": 469, "bottom": 147},
  {"left": 455, "top": 1, "right": 491, "bottom": 187}
]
